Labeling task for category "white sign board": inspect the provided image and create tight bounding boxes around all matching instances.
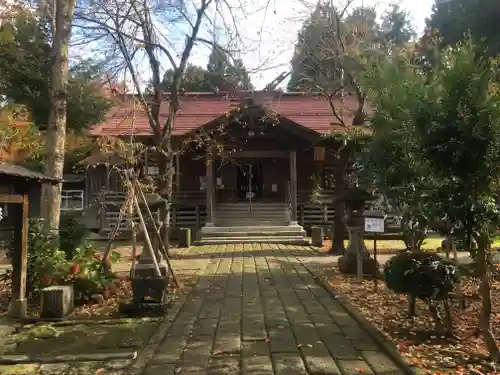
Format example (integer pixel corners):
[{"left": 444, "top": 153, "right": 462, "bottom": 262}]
[
  {"left": 147, "top": 166, "right": 159, "bottom": 175},
  {"left": 364, "top": 217, "right": 385, "bottom": 233}
]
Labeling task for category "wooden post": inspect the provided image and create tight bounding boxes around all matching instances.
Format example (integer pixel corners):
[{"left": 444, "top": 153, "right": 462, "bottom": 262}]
[
  {"left": 175, "top": 153, "right": 181, "bottom": 191},
  {"left": 84, "top": 169, "right": 90, "bottom": 208},
  {"left": 356, "top": 228, "right": 364, "bottom": 282},
  {"left": 99, "top": 191, "right": 105, "bottom": 231},
  {"left": 289, "top": 151, "right": 298, "bottom": 224},
  {"left": 195, "top": 206, "right": 201, "bottom": 228},
  {"left": 374, "top": 234, "right": 378, "bottom": 292},
  {"left": 299, "top": 204, "right": 305, "bottom": 226},
  {"left": 7, "top": 193, "right": 28, "bottom": 318},
  {"left": 171, "top": 206, "right": 177, "bottom": 229},
  {"left": 205, "top": 152, "right": 214, "bottom": 226},
  {"left": 105, "top": 164, "right": 110, "bottom": 191}
]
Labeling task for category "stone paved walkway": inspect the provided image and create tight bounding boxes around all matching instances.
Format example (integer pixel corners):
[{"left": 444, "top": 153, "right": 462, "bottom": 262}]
[{"left": 144, "top": 244, "right": 405, "bottom": 375}]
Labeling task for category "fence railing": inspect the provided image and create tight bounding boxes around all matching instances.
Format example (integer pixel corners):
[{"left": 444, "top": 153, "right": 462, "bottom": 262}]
[{"left": 96, "top": 189, "right": 400, "bottom": 232}]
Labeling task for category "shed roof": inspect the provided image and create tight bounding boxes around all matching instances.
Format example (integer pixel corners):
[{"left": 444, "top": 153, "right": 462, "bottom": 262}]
[
  {"left": 0, "top": 163, "right": 60, "bottom": 182},
  {"left": 89, "top": 91, "right": 369, "bottom": 137}
]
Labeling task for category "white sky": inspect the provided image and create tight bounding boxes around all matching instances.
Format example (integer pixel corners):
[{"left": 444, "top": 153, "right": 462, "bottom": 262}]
[
  {"left": 71, "top": 0, "right": 434, "bottom": 91},
  {"left": 188, "top": 0, "right": 435, "bottom": 89}
]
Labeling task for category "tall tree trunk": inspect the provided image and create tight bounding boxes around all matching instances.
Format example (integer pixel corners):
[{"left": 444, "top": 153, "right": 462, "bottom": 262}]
[
  {"left": 329, "top": 144, "right": 349, "bottom": 255},
  {"left": 156, "top": 99, "right": 177, "bottom": 258},
  {"left": 476, "top": 233, "right": 500, "bottom": 363},
  {"left": 40, "top": 0, "right": 76, "bottom": 230},
  {"left": 157, "top": 151, "right": 174, "bottom": 257}
]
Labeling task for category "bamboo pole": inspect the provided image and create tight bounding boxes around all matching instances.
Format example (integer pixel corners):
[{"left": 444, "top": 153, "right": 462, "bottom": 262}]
[
  {"left": 102, "top": 194, "right": 131, "bottom": 274},
  {"left": 135, "top": 182, "right": 179, "bottom": 288},
  {"left": 129, "top": 197, "right": 138, "bottom": 276},
  {"left": 132, "top": 192, "right": 161, "bottom": 277}
]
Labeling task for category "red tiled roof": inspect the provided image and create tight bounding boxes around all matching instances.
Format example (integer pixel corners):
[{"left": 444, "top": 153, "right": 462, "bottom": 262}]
[{"left": 89, "top": 92, "right": 365, "bottom": 137}]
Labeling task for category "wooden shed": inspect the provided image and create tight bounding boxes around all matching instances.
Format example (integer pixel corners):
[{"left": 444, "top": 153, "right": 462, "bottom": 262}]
[{"left": 0, "top": 163, "right": 59, "bottom": 318}]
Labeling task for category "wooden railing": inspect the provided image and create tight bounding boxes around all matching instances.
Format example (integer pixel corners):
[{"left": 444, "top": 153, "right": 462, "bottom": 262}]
[
  {"left": 172, "top": 205, "right": 206, "bottom": 228},
  {"left": 298, "top": 204, "right": 335, "bottom": 227},
  {"left": 95, "top": 189, "right": 399, "bottom": 233},
  {"left": 297, "top": 189, "right": 336, "bottom": 204}
]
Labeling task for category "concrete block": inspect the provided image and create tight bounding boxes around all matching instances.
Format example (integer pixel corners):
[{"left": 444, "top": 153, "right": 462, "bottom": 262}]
[{"left": 311, "top": 226, "right": 324, "bottom": 247}]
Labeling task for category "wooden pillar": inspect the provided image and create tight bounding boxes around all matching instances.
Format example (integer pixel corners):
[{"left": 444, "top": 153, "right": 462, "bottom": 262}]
[
  {"left": 105, "top": 164, "right": 110, "bottom": 191},
  {"left": 195, "top": 206, "right": 201, "bottom": 228},
  {"left": 84, "top": 169, "right": 89, "bottom": 208},
  {"left": 171, "top": 206, "right": 177, "bottom": 229},
  {"left": 205, "top": 153, "right": 215, "bottom": 226},
  {"left": 299, "top": 204, "right": 305, "bottom": 226},
  {"left": 315, "top": 163, "right": 323, "bottom": 187},
  {"left": 7, "top": 193, "right": 28, "bottom": 318},
  {"left": 175, "top": 153, "right": 181, "bottom": 191},
  {"left": 290, "top": 151, "right": 298, "bottom": 225},
  {"left": 99, "top": 191, "right": 106, "bottom": 231}
]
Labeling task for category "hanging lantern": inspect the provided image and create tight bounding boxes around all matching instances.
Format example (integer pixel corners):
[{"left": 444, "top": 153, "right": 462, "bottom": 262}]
[{"left": 314, "top": 146, "right": 325, "bottom": 161}]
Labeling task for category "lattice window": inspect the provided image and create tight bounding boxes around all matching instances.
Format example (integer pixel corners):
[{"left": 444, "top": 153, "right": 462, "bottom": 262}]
[{"left": 61, "top": 190, "right": 84, "bottom": 211}]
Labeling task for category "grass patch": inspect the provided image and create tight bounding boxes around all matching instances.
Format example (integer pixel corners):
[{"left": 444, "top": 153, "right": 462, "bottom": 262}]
[
  {"left": 0, "top": 364, "right": 39, "bottom": 375},
  {"left": 341, "top": 236, "right": 500, "bottom": 253},
  {"left": 4, "top": 321, "right": 158, "bottom": 357},
  {"left": 336, "top": 237, "right": 445, "bottom": 253}
]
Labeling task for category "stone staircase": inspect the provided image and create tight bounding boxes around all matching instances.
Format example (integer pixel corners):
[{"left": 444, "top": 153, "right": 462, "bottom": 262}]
[
  {"left": 215, "top": 202, "right": 290, "bottom": 226},
  {"left": 196, "top": 202, "right": 309, "bottom": 245}
]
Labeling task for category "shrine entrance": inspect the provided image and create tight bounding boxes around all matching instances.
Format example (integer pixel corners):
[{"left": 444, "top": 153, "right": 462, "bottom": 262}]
[{"left": 236, "top": 162, "right": 263, "bottom": 201}]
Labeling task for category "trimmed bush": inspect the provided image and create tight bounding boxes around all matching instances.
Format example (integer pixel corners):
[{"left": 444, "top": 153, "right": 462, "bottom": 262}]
[{"left": 384, "top": 251, "right": 459, "bottom": 301}]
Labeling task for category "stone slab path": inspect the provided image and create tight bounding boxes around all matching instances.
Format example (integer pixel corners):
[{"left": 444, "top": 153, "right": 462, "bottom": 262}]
[{"left": 144, "top": 244, "right": 405, "bottom": 375}]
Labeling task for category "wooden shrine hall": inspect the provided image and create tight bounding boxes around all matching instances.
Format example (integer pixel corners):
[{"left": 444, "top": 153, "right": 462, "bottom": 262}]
[{"left": 84, "top": 91, "right": 364, "bottom": 244}]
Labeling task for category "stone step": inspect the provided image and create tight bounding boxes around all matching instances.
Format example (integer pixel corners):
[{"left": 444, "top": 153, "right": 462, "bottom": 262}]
[
  {"left": 216, "top": 207, "right": 288, "bottom": 211},
  {"left": 215, "top": 210, "right": 288, "bottom": 215},
  {"left": 215, "top": 212, "right": 288, "bottom": 216},
  {"left": 217, "top": 203, "right": 288, "bottom": 206},
  {"left": 200, "top": 230, "right": 307, "bottom": 238},
  {"left": 215, "top": 222, "right": 290, "bottom": 227},
  {"left": 216, "top": 206, "right": 288, "bottom": 210},
  {"left": 195, "top": 236, "right": 310, "bottom": 245},
  {"left": 200, "top": 225, "right": 304, "bottom": 233},
  {"left": 216, "top": 209, "right": 288, "bottom": 212},
  {"left": 216, "top": 217, "right": 289, "bottom": 222},
  {"left": 196, "top": 223, "right": 308, "bottom": 245}
]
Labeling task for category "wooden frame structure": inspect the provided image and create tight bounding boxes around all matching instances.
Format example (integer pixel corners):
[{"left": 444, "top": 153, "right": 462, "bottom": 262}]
[
  {"left": 0, "top": 163, "right": 60, "bottom": 318},
  {"left": 0, "top": 193, "right": 29, "bottom": 318}
]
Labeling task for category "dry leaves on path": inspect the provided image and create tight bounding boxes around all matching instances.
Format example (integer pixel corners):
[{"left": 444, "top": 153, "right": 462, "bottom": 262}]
[{"left": 327, "top": 268, "right": 499, "bottom": 375}]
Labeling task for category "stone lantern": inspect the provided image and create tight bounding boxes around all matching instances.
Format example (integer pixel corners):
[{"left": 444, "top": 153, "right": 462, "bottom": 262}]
[{"left": 338, "top": 187, "right": 379, "bottom": 275}]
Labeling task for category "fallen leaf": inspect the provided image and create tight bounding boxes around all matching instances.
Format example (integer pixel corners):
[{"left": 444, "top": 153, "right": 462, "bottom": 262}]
[{"left": 321, "top": 261, "right": 500, "bottom": 375}]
